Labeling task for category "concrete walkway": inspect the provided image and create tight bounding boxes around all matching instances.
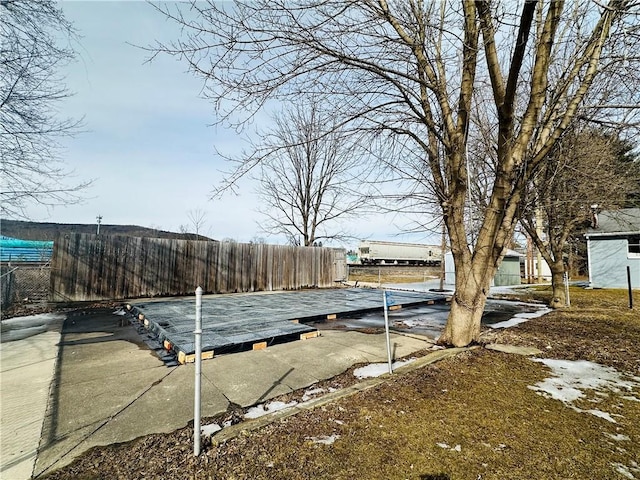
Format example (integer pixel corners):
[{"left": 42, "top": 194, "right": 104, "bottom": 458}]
[
  {"left": 1, "top": 307, "right": 435, "bottom": 479},
  {"left": 1, "top": 320, "right": 63, "bottom": 480}
]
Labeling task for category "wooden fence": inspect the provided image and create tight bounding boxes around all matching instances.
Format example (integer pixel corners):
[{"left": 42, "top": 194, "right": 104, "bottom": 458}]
[{"left": 50, "top": 233, "right": 346, "bottom": 302}]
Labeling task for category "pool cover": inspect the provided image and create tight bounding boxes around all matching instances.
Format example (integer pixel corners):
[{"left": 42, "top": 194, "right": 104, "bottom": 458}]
[{"left": 128, "top": 288, "right": 446, "bottom": 362}]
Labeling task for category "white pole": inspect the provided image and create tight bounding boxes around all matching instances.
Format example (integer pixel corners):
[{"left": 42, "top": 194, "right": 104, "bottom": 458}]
[
  {"left": 383, "top": 290, "right": 393, "bottom": 374},
  {"left": 194, "top": 286, "right": 203, "bottom": 456}
]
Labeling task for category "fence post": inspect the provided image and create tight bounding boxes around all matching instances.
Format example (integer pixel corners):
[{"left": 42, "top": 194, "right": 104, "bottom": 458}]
[{"left": 194, "top": 286, "right": 203, "bottom": 456}]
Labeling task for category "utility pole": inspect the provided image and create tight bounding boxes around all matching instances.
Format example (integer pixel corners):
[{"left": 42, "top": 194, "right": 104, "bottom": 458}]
[{"left": 96, "top": 215, "right": 102, "bottom": 235}]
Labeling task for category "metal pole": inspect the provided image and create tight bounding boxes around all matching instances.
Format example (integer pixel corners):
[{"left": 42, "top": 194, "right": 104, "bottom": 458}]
[
  {"left": 535, "top": 208, "right": 543, "bottom": 283},
  {"left": 439, "top": 222, "right": 446, "bottom": 291},
  {"left": 194, "top": 286, "right": 203, "bottom": 456},
  {"left": 564, "top": 272, "right": 570, "bottom": 307},
  {"left": 527, "top": 236, "right": 533, "bottom": 284},
  {"left": 383, "top": 290, "right": 393, "bottom": 375},
  {"left": 628, "top": 266, "right": 633, "bottom": 309}
]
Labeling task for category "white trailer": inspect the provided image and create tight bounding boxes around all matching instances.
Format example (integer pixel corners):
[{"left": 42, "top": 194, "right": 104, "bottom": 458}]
[{"left": 358, "top": 240, "right": 442, "bottom": 265}]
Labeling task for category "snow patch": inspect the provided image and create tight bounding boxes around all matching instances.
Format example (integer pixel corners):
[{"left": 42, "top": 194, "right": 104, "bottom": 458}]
[
  {"left": 488, "top": 307, "right": 551, "bottom": 329},
  {"left": 1, "top": 312, "right": 65, "bottom": 327},
  {"left": 605, "top": 433, "right": 630, "bottom": 442},
  {"left": 612, "top": 463, "right": 638, "bottom": 479},
  {"left": 112, "top": 308, "right": 128, "bottom": 316},
  {"left": 201, "top": 423, "right": 222, "bottom": 437},
  {"left": 402, "top": 318, "right": 442, "bottom": 328},
  {"left": 353, "top": 358, "right": 416, "bottom": 379},
  {"left": 529, "top": 358, "right": 640, "bottom": 426},
  {"left": 0, "top": 312, "right": 66, "bottom": 342},
  {"left": 1, "top": 325, "right": 47, "bottom": 342},
  {"left": 244, "top": 400, "right": 298, "bottom": 419},
  {"left": 435, "top": 442, "right": 460, "bottom": 452},
  {"left": 529, "top": 359, "right": 638, "bottom": 403},
  {"left": 302, "top": 388, "right": 325, "bottom": 402},
  {"left": 586, "top": 409, "right": 617, "bottom": 423},
  {"left": 307, "top": 434, "right": 340, "bottom": 445},
  {"left": 489, "top": 286, "right": 523, "bottom": 295}
]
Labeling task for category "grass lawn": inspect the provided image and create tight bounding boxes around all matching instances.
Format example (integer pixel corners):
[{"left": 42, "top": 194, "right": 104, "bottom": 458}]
[{"left": 43, "top": 287, "right": 639, "bottom": 480}]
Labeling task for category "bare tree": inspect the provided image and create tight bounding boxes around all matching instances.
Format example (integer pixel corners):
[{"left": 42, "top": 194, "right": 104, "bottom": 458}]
[
  {"left": 152, "top": 0, "right": 638, "bottom": 346},
  {"left": 521, "top": 128, "right": 639, "bottom": 308},
  {"left": 218, "top": 100, "right": 368, "bottom": 246},
  {"left": 1, "top": 0, "right": 89, "bottom": 219},
  {"left": 249, "top": 235, "right": 267, "bottom": 244},
  {"left": 187, "top": 208, "right": 208, "bottom": 237},
  {"left": 179, "top": 209, "right": 209, "bottom": 239}
]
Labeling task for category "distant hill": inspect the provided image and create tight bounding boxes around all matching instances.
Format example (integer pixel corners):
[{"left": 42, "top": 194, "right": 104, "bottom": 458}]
[{"left": 0, "top": 219, "right": 216, "bottom": 242}]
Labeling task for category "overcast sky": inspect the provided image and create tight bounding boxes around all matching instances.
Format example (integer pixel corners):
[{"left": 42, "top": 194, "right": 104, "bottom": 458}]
[{"left": 24, "top": 1, "right": 437, "bottom": 247}]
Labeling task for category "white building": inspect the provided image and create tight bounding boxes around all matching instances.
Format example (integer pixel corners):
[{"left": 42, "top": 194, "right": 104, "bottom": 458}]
[{"left": 585, "top": 208, "right": 640, "bottom": 289}]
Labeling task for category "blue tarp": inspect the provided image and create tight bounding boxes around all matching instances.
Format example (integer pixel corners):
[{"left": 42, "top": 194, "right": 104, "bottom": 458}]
[{"left": 0, "top": 236, "right": 53, "bottom": 262}]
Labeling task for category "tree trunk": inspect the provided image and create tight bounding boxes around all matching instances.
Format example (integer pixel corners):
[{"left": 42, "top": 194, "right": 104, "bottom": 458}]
[
  {"left": 549, "top": 261, "right": 567, "bottom": 309},
  {"left": 440, "top": 291, "right": 485, "bottom": 347},
  {"left": 439, "top": 252, "right": 493, "bottom": 347}
]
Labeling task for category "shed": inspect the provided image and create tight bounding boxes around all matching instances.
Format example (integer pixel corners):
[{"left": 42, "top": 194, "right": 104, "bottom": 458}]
[
  {"left": 444, "top": 249, "right": 523, "bottom": 287},
  {"left": 494, "top": 249, "right": 524, "bottom": 286},
  {"left": 584, "top": 208, "right": 640, "bottom": 289}
]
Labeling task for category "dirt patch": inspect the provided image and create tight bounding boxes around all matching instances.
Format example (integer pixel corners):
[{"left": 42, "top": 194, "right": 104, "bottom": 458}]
[{"left": 39, "top": 287, "right": 640, "bottom": 480}]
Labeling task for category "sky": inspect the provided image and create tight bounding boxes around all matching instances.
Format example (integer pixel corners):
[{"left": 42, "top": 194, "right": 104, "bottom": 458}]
[{"left": 22, "top": 1, "right": 438, "bottom": 247}]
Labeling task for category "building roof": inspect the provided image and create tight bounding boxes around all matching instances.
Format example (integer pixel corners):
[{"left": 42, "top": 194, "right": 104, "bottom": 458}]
[
  {"left": 0, "top": 235, "right": 53, "bottom": 262},
  {"left": 504, "top": 248, "right": 525, "bottom": 258},
  {"left": 585, "top": 208, "right": 640, "bottom": 238}
]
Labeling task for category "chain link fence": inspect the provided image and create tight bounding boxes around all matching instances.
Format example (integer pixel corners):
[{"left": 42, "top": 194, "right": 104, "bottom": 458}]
[{"left": 1, "top": 264, "right": 51, "bottom": 317}]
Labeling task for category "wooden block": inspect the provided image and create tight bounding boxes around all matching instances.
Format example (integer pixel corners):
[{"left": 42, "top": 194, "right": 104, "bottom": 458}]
[
  {"left": 126, "top": 304, "right": 132, "bottom": 311},
  {"left": 253, "top": 341, "right": 267, "bottom": 350},
  {"left": 201, "top": 350, "right": 214, "bottom": 361},
  {"left": 178, "top": 350, "right": 214, "bottom": 364},
  {"left": 138, "top": 313, "right": 145, "bottom": 321},
  {"left": 163, "top": 340, "right": 172, "bottom": 351},
  {"left": 144, "top": 319, "right": 150, "bottom": 328},
  {"left": 327, "top": 313, "right": 337, "bottom": 320},
  {"left": 300, "top": 331, "right": 319, "bottom": 340},
  {"left": 427, "top": 300, "right": 434, "bottom": 305},
  {"left": 178, "top": 351, "right": 186, "bottom": 364},
  {"left": 290, "top": 319, "right": 299, "bottom": 324},
  {"left": 389, "top": 305, "right": 402, "bottom": 311}
]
